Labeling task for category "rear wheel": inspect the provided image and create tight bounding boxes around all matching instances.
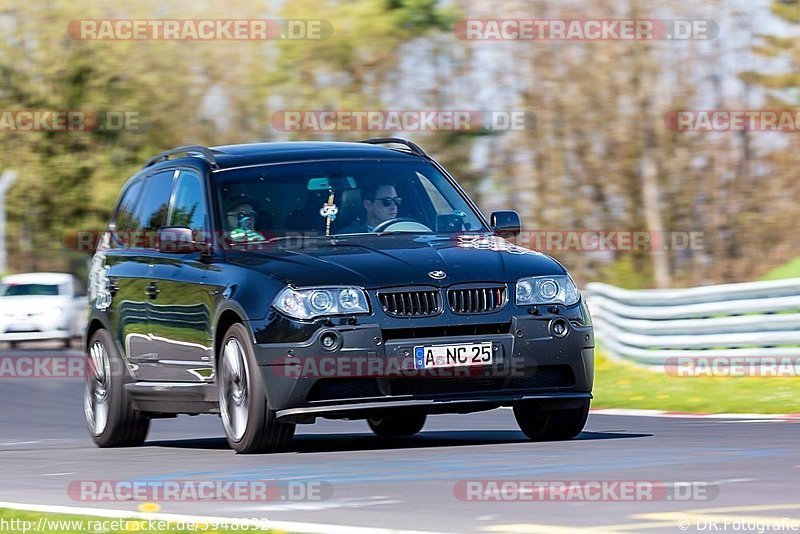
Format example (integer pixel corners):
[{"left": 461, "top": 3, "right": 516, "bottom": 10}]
[
  {"left": 513, "top": 399, "right": 590, "bottom": 441},
  {"left": 218, "top": 323, "right": 295, "bottom": 453},
  {"left": 367, "top": 413, "right": 426, "bottom": 437},
  {"left": 84, "top": 329, "right": 150, "bottom": 447}
]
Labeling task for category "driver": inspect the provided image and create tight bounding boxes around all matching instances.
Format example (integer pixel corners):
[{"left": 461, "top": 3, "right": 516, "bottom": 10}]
[{"left": 339, "top": 183, "right": 401, "bottom": 234}]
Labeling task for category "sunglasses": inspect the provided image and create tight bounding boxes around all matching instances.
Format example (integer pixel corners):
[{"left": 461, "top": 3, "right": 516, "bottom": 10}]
[{"left": 374, "top": 197, "right": 402, "bottom": 208}]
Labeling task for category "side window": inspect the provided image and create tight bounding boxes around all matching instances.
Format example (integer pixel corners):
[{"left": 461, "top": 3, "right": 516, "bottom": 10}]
[
  {"left": 169, "top": 170, "right": 208, "bottom": 239},
  {"left": 111, "top": 178, "right": 145, "bottom": 248},
  {"left": 129, "top": 170, "right": 176, "bottom": 247}
]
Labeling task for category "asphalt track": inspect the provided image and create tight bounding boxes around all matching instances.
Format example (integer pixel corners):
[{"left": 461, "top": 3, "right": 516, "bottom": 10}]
[{"left": 1, "top": 346, "right": 800, "bottom": 533}]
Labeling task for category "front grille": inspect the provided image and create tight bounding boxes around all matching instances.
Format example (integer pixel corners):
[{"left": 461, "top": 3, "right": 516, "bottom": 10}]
[
  {"left": 378, "top": 289, "right": 442, "bottom": 317},
  {"left": 382, "top": 323, "right": 512, "bottom": 342},
  {"left": 447, "top": 285, "right": 507, "bottom": 314}
]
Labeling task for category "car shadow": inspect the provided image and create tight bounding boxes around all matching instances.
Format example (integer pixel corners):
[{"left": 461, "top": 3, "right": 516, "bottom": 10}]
[{"left": 143, "top": 430, "right": 651, "bottom": 453}]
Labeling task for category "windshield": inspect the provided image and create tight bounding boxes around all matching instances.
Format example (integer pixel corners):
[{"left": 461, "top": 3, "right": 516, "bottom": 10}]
[
  {"left": 214, "top": 159, "right": 487, "bottom": 242},
  {"left": 0, "top": 283, "right": 60, "bottom": 296}
]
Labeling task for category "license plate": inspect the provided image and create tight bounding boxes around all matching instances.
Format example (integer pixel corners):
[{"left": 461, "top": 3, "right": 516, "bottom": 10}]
[{"left": 414, "top": 342, "right": 493, "bottom": 370}]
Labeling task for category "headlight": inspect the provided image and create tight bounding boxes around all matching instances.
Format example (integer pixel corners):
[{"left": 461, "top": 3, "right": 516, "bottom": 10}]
[
  {"left": 273, "top": 286, "right": 370, "bottom": 320},
  {"left": 515, "top": 275, "right": 580, "bottom": 306}
]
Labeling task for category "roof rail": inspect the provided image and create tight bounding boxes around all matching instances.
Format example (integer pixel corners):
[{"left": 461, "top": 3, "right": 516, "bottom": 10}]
[
  {"left": 143, "top": 145, "right": 221, "bottom": 169},
  {"left": 359, "top": 137, "right": 428, "bottom": 158}
]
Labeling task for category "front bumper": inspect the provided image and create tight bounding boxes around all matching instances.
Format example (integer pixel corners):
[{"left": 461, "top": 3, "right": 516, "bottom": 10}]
[
  {"left": 251, "top": 309, "right": 594, "bottom": 421},
  {"left": 0, "top": 323, "right": 72, "bottom": 342}
]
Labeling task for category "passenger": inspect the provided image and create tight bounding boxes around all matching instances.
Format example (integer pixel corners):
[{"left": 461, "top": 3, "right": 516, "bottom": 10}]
[{"left": 226, "top": 201, "right": 265, "bottom": 242}]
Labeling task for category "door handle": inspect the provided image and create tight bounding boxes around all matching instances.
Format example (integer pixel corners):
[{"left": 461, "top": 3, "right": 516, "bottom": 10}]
[
  {"left": 145, "top": 281, "right": 160, "bottom": 298},
  {"left": 106, "top": 279, "right": 119, "bottom": 296}
]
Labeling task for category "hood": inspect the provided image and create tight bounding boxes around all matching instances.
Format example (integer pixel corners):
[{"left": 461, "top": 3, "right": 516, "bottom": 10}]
[
  {"left": 226, "top": 234, "right": 566, "bottom": 288},
  {"left": 0, "top": 295, "right": 71, "bottom": 316}
]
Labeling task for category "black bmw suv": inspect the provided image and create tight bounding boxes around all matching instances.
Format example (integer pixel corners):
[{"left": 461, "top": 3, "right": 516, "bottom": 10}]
[{"left": 85, "top": 138, "right": 594, "bottom": 453}]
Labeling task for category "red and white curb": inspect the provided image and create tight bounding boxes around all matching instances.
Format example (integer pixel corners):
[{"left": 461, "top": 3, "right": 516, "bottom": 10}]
[
  {"left": 589, "top": 408, "right": 800, "bottom": 421},
  {"left": 0, "top": 501, "right": 451, "bottom": 534}
]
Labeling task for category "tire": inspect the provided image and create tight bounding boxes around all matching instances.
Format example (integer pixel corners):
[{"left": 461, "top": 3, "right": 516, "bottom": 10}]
[
  {"left": 513, "top": 399, "right": 590, "bottom": 441},
  {"left": 367, "top": 413, "right": 427, "bottom": 438},
  {"left": 84, "top": 329, "right": 150, "bottom": 447},
  {"left": 218, "top": 323, "right": 295, "bottom": 453}
]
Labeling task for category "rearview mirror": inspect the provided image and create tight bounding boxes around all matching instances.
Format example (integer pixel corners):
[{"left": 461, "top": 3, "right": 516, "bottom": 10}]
[
  {"left": 490, "top": 210, "right": 521, "bottom": 238},
  {"left": 307, "top": 176, "right": 357, "bottom": 191},
  {"left": 157, "top": 227, "right": 206, "bottom": 254}
]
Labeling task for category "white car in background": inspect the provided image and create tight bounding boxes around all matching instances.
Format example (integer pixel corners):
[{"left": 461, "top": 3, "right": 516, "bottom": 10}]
[{"left": 0, "top": 272, "right": 86, "bottom": 347}]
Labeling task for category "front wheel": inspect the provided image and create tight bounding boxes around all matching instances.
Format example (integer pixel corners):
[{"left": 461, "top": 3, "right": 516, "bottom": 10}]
[
  {"left": 367, "top": 413, "right": 426, "bottom": 437},
  {"left": 513, "top": 399, "right": 590, "bottom": 441},
  {"left": 218, "top": 323, "right": 295, "bottom": 453},
  {"left": 84, "top": 329, "right": 150, "bottom": 447}
]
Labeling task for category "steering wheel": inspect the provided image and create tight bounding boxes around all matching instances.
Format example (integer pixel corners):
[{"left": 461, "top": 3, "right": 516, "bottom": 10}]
[{"left": 372, "top": 217, "right": 432, "bottom": 233}]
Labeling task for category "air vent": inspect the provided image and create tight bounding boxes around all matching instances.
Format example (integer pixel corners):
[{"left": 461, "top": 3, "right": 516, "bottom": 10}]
[
  {"left": 378, "top": 289, "right": 442, "bottom": 317},
  {"left": 447, "top": 285, "right": 507, "bottom": 314}
]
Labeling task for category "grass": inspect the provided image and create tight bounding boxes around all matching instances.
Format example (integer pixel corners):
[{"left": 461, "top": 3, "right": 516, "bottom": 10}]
[
  {"left": 611, "top": 254, "right": 800, "bottom": 413},
  {"left": 0, "top": 508, "right": 269, "bottom": 533},
  {"left": 593, "top": 350, "right": 800, "bottom": 414},
  {"left": 760, "top": 256, "right": 800, "bottom": 281}
]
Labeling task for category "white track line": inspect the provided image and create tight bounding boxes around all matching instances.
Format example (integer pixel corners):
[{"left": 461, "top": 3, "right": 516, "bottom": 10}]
[
  {"left": 500, "top": 406, "right": 800, "bottom": 420},
  {"left": 589, "top": 408, "right": 800, "bottom": 420},
  {"left": 0, "top": 501, "right": 451, "bottom": 534}
]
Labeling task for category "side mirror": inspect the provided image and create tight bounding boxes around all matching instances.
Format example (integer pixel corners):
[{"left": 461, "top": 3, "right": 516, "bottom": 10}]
[
  {"left": 490, "top": 210, "right": 521, "bottom": 238},
  {"left": 157, "top": 227, "right": 207, "bottom": 254}
]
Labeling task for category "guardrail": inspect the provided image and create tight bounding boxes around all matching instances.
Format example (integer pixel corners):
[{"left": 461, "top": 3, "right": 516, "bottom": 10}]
[{"left": 584, "top": 278, "right": 800, "bottom": 365}]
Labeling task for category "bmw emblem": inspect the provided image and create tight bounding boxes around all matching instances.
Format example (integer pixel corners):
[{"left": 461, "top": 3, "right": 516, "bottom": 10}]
[{"left": 428, "top": 271, "right": 446, "bottom": 280}]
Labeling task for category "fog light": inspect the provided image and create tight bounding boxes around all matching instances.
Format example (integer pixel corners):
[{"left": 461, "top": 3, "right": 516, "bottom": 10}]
[
  {"left": 320, "top": 331, "right": 340, "bottom": 350},
  {"left": 551, "top": 319, "right": 569, "bottom": 338}
]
